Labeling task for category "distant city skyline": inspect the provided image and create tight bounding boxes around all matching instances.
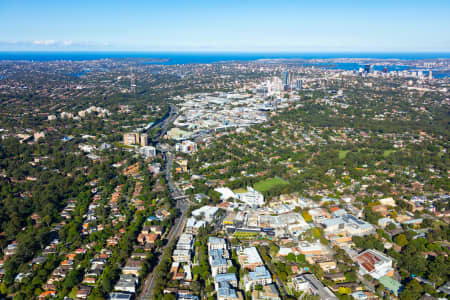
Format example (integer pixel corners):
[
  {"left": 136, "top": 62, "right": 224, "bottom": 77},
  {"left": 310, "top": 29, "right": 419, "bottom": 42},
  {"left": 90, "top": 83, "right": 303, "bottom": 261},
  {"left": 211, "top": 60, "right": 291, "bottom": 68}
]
[{"left": 1, "top": 0, "right": 450, "bottom": 52}]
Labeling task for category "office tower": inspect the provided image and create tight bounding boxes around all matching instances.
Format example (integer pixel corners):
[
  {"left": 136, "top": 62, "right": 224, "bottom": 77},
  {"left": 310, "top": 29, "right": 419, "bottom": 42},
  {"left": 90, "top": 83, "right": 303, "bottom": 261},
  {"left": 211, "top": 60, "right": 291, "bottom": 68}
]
[
  {"left": 364, "top": 64, "right": 373, "bottom": 74},
  {"left": 296, "top": 79, "right": 303, "bottom": 90},
  {"left": 123, "top": 132, "right": 139, "bottom": 145},
  {"left": 282, "top": 71, "right": 288, "bottom": 86},
  {"left": 140, "top": 133, "right": 148, "bottom": 146},
  {"left": 428, "top": 71, "right": 432, "bottom": 80}
]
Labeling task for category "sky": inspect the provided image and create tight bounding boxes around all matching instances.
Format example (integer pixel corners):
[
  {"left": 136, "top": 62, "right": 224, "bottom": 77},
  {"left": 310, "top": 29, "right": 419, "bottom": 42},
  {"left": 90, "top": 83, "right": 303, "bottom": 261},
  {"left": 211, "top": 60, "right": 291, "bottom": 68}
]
[{"left": 1, "top": 0, "right": 450, "bottom": 52}]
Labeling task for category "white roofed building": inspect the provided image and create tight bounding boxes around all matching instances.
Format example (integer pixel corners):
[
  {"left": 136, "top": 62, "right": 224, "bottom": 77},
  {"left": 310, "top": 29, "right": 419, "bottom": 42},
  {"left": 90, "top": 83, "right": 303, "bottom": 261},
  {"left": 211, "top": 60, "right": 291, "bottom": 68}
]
[
  {"left": 237, "top": 187, "right": 264, "bottom": 207},
  {"left": 354, "top": 249, "right": 394, "bottom": 279},
  {"left": 238, "top": 247, "right": 264, "bottom": 271},
  {"left": 176, "top": 140, "right": 198, "bottom": 154},
  {"left": 215, "top": 187, "right": 237, "bottom": 201},
  {"left": 192, "top": 206, "right": 219, "bottom": 222},
  {"left": 139, "top": 146, "right": 156, "bottom": 158}
]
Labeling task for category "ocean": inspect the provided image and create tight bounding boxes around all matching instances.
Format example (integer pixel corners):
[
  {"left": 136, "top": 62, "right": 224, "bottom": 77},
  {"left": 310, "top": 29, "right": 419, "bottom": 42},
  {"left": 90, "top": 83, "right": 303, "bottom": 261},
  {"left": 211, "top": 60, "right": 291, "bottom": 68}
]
[
  {"left": 1, "top": 51, "right": 450, "bottom": 63},
  {"left": 0, "top": 52, "right": 449, "bottom": 77}
]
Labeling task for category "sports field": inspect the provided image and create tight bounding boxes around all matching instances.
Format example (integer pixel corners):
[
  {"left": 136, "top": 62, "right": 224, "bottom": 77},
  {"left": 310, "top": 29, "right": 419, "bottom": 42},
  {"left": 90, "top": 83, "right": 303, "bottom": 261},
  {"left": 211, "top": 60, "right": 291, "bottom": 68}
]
[{"left": 254, "top": 177, "right": 288, "bottom": 192}]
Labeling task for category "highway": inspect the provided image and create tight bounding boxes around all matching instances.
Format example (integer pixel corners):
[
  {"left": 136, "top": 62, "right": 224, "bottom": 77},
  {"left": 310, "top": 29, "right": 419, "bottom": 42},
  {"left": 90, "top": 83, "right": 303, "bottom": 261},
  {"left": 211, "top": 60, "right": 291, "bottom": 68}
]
[
  {"left": 139, "top": 104, "right": 192, "bottom": 300},
  {"left": 139, "top": 203, "right": 189, "bottom": 300},
  {"left": 147, "top": 103, "right": 179, "bottom": 144}
]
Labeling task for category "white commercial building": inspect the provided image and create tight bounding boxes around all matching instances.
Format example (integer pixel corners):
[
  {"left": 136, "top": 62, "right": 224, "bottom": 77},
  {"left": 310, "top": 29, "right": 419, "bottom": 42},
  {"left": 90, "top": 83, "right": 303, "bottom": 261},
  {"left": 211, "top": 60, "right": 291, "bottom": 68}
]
[
  {"left": 320, "top": 214, "right": 375, "bottom": 236},
  {"left": 176, "top": 140, "right": 197, "bottom": 153},
  {"left": 292, "top": 273, "right": 338, "bottom": 300},
  {"left": 237, "top": 187, "right": 264, "bottom": 207},
  {"left": 192, "top": 206, "right": 219, "bottom": 222},
  {"left": 139, "top": 146, "right": 156, "bottom": 158},
  {"left": 208, "top": 237, "right": 228, "bottom": 251},
  {"left": 354, "top": 249, "right": 394, "bottom": 279},
  {"left": 244, "top": 266, "right": 272, "bottom": 291},
  {"left": 238, "top": 247, "right": 264, "bottom": 271},
  {"left": 215, "top": 187, "right": 237, "bottom": 201}
]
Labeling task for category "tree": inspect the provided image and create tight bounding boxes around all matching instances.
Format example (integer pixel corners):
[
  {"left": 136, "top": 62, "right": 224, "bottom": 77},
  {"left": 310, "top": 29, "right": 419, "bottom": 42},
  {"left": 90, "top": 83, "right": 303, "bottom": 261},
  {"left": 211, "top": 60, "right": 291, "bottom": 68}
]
[
  {"left": 41, "top": 215, "right": 52, "bottom": 227},
  {"left": 400, "top": 279, "right": 423, "bottom": 300},
  {"left": 302, "top": 210, "right": 313, "bottom": 222},
  {"left": 190, "top": 281, "right": 201, "bottom": 293},
  {"left": 387, "top": 222, "right": 397, "bottom": 231},
  {"left": 163, "top": 294, "right": 176, "bottom": 300},
  {"left": 352, "top": 235, "right": 384, "bottom": 251},
  {"left": 345, "top": 271, "right": 357, "bottom": 282},
  {"left": 63, "top": 268, "right": 82, "bottom": 290},
  {"left": 376, "top": 283, "right": 385, "bottom": 296},
  {"left": 0, "top": 283, "right": 7, "bottom": 295},
  {"left": 301, "top": 227, "right": 322, "bottom": 242},
  {"left": 309, "top": 264, "right": 324, "bottom": 279},
  {"left": 296, "top": 254, "right": 306, "bottom": 263},
  {"left": 287, "top": 253, "right": 296, "bottom": 262},
  {"left": 102, "top": 275, "right": 113, "bottom": 292},
  {"left": 365, "top": 207, "right": 383, "bottom": 224},
  {"left": 270, "top": 244, "right": 279, "bottom": 257},
  {"left": 338, "top": 287, "right": 352, "bottom": 295},
  {"left": 394, "top": 234, "right": 408, "bottom": 247}
]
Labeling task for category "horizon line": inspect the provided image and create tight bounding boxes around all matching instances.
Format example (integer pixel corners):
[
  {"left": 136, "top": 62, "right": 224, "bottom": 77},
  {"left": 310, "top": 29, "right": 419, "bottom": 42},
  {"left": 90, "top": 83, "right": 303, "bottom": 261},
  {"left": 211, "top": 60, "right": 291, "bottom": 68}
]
[{"left": 1, "top": 49, "right": 450, "bottom": 54}]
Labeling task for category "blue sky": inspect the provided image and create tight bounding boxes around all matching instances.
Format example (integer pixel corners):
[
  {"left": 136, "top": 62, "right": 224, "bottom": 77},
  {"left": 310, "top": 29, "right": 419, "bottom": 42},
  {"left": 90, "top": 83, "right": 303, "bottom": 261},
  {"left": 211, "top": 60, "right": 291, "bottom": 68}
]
[{"left": 1, "top": 0, "right": 449, "bottom": 52}]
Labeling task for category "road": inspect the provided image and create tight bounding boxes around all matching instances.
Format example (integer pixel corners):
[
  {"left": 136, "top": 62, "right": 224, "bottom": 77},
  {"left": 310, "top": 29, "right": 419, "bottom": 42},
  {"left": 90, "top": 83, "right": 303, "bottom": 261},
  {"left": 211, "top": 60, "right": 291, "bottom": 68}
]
[
  {"left": 265, "top": 257, "right": 289, "bottom": 297},
  {"left": 147, "top": 103, "right": 179, "bottom": 144},
  {"left": 139, "top": 204, "right": 189, "bottom": 299},
  {"left": 139, "top": 104, "right": 192, "bottom": 299},
  {"left": 256, "top": 246, "right": 289, "bottom": 297}
]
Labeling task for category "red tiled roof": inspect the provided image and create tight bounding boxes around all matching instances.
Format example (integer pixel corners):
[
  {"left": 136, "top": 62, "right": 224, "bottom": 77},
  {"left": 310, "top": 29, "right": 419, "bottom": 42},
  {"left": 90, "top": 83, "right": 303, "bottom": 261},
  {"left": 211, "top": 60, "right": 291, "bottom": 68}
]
[{"left": 356, "top": 251, "right": 381, "bottom": 273}]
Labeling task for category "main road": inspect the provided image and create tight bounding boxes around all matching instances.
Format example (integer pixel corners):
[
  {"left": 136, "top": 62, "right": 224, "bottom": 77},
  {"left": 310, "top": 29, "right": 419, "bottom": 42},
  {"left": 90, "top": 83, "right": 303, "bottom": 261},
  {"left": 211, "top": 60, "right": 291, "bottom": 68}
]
[
  {"left": 139, "top": 104, "right": 191, "bottom": 300},
  {"left": 139, "top": 198, "right": 189, "bottom": 300},
  {"left": 146, "top": 103, "right": 179, "bottom": 144}
]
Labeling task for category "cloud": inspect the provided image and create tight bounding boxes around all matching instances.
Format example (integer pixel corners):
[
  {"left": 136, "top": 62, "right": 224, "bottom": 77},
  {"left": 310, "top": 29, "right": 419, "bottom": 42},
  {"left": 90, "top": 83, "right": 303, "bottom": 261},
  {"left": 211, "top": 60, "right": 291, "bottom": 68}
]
[
  {"left": 32, "top": 40, "right": 56, "bottom": 46},
  {"left": 0, "top": 40, "right": 117, "bottom": 50}
]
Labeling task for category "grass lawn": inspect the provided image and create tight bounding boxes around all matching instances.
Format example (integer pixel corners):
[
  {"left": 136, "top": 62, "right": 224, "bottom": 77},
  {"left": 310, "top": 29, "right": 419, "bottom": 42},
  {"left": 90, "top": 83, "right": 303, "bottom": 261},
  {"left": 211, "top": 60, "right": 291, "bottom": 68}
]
[
  {"left": 254, "top": 177, "right": 288, "bottom": 192},
  {"left": 338, "top": 150, "right": 349, "bottom": 159},
  {"left": 68, "top": 287, "right": 79, "bottom": 299},
  {"left": 383, "top": 150, "right": 395, "bottom": 157},
  {"left": 114, "top": 141, "right": 135, "bottom": 149},
  {"left": 233, "top": 188, "right": 248, "bottom": 194}
]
